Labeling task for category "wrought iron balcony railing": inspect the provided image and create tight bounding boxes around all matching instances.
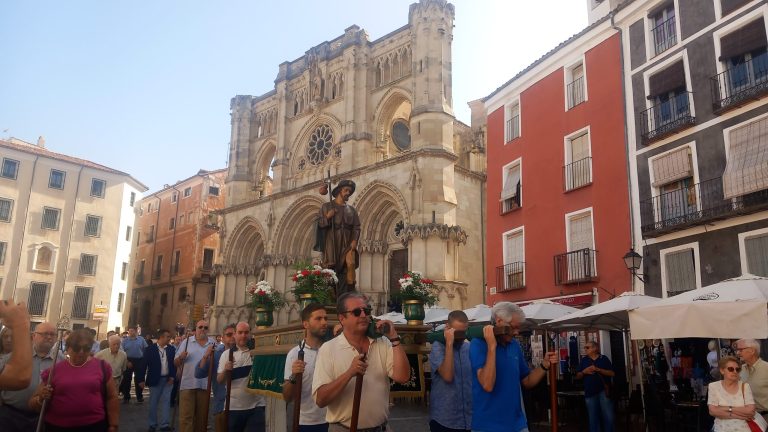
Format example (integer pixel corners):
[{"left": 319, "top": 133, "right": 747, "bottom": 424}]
[
  {"left": 711, "top": 53, "right": 768, "bottom": 113},
  {"left": 496, "top": 262, "right": 525, "bottom": 291},
  {"left": 640, "top": 92, "right": 695, "bottom": 145},
  {"left": 640, "top": 176, "right": 768, "bottom": 236},
  {"left": 652, "top": 16, "right": 677, "bottom": 56},
  {"left": 567, "top": 76, "right": 585, "bottom": 109},
  {"left": 505, "top": 116, "right": 520, "bottom": 142},
  {"left": 564, "top": 157, "right": 592, "bottom": 191},
  {"left": 554, "top": 249, "right": 598, "bottom": 285}
]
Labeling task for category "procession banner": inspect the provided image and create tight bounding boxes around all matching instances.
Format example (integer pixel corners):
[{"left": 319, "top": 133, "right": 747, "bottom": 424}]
[{"left": 247, "top": 354, "right": 287, "bottom": 399}]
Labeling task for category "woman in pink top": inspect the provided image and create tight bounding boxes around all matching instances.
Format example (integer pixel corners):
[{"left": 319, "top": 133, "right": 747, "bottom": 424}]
[{"left": 28, "top": 328, "right": 120, "bottom": 432}]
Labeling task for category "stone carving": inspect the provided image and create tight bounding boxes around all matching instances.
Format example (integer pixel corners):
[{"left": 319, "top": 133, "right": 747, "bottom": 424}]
[
  {"left": 358, "top": 239, "right": 388, "bottom": 254},
  {"left": 398, "top": 223, "right": 468, "bottom": 246}
]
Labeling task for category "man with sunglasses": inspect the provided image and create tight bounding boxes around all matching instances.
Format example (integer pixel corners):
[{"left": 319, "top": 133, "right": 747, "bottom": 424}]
[
  {"left": 121, "top": 324, "right": 149, "bottom": 404},
  {"left": 175, "top": 320, "right": 216, "bottom": 432},
  {"left": 313, "top": 292, "right": 410, "bottom": 432},
  {"left": 0, "top": 321, "right": 58, "bottom": 432},
  {"left": 736, "top": 339, "right": 768, "bottom": 421},
  {"left": 195, "top": 323, "right": 236, "bottom": 432}
]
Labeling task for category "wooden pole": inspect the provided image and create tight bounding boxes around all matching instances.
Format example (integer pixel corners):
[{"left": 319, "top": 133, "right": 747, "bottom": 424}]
[
  {"left": 35, "top": 328, "right": 66, "bottom": 432},
  {"left": 170, "top": 329, "right": 192, "bottom": 430},
  {"left": 223, "top": 347, "right": 235, "bottom": 431},
  {"left": 349, "top": 352, "right": 367, "bottom": 432},
  {"left": 547, "top": 330, "right": 559, "bottom": 432},
  {"left": 291, "top": 347, "right": 305, "bottom": 432},
  {"left": 202, "top": 343, "right": 215, "bottom": 424}
]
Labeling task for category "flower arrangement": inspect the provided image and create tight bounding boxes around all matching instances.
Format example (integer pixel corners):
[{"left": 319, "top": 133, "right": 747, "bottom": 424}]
[
  {"left": 246, "top": 280, "right": 286, "bottom": 310},
  {"left": 394, "top": 271, "right": 438, "bottom": 306},
  {"left": 291, "top": 264, "right": 338, "bottom": 305}
]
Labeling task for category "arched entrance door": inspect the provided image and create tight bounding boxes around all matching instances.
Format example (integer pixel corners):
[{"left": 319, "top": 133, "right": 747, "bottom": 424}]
[{"left": 388, "top": 248, "right": 408, "bottom": 312}]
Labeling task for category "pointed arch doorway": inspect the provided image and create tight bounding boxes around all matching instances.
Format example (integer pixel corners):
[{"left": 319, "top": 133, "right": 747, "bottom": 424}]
[{"left": 388, "top": 248, "right": 408, "bottom": 312}]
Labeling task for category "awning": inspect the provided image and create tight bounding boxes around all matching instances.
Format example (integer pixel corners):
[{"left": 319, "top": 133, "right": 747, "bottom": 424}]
[
  {"left": 652, "top": 146, "right": 693, "bottom": 187},
  {"left": 723, "top": 116, "right": 768, "bottom": 199},
  {"left": 500, "top": 166, "right": 520, "bottom": 200}
]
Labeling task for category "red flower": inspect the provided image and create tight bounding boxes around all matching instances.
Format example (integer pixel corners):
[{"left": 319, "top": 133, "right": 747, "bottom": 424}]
[
  {"left": 292, "top": 275, "right": 298, "bottom": 282},
  {"left": 313, "top": 270, "right": 321, "bottom": 276},
  {"left": 301, "top": 270, "right": 310, "bottom": 276},
  {"left": 423, "top": 278, "right": 433, "bottom": 284},
  {"left": 258, "top": 291, "right": 266, "bottom": 296},
  {"left": 403, "top": 273, "right": 411, "bottom": 279}
]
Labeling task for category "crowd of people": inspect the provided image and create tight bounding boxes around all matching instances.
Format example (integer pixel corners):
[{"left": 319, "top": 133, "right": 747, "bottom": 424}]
[{"left": 1, "top": 296, "right": 768, "bottom": 432}]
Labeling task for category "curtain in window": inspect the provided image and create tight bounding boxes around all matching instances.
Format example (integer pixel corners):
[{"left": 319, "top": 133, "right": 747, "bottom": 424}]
[
  {"left": 746, "top": 234, "right": 768, "bottom": 277},
  {"left": 665, "top": 249, "right": 696, "bottom": 294},
  {"left": 723, "top": 116, "right": 768, "bottom": 198},
  {"left": 505, "top": 231, "right": 524, "bottom": 264},
  {"left": 569, "top": 213, "right": 593, "bottom": 251},
  {"left": 501, "top": 165, "right": 521, "bottom": 200},
  {"left": 652, "top": 146, "right": 693, "bottom": 187}
]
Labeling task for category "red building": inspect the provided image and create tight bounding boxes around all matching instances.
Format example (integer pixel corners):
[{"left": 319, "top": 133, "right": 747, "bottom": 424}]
[{"left": 474, "top": 18, "right": 632, "bottom": 307}]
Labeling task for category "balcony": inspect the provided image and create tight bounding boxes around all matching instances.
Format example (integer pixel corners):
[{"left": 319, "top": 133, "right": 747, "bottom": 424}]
[
  {"left": 564, "top": 157, "right": 592, "bottom": 191},
  {"left": 640, "top": 177, "right": 768, "bottom": 237},
  {"left": 711, "top": 53, "right": 768, "bottom": 114},
  {"left": 505, "top": 116, "right": 520, "bottom": 142},
  {"left": 640, "top": 92, "right": 695, "bottom": 145},
  {"left": 554, "top": 249, "right": 598, "bottom": 285},
  {"left": 145, "top": 233, "right": 154, "bottom": 243},
  {"left": 134, "top": 273, "right": 145, "bottom": 284},
  {"left": 567, "top": 76, "right": 585, "bottom": 109},
  {"left": 652, "top": 16, "right": 677, "bottom": 56},
  {"left": 495, "top": 262, "right": 525, "bottom": 291}
]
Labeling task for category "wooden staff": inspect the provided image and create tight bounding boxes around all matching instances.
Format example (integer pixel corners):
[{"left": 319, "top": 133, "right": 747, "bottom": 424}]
[
  {"left": 546, "top": 331, "right": 559, "bottom": 432},
  {"left": 349, "top": 352, "right": 368, "bottom": 432},
  {"left": 291, "top": 343, "right": 306, "bottom": 432},
  {"left": 35, "top": 328, "right": 66, "bottom": 432},
  {"left": 202, "top": 342, "right": 215, "bottom": 423},
  {"left": 223, "top": 347, "right": 235, "bottom": 431}
]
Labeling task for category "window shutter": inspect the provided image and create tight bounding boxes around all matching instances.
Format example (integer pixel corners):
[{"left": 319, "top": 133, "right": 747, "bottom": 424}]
[
  {"left": 648, "top": 61, "right": 686, "bottom": 98},
  {"left": 570, "top": 133, "right": 590, "bottom": 162},
  {"left": 569, "top": 214, "right": 593, "bottom": 251},
  {"left": 652, "top": 147, "right": 693, "bottom": 187},
  {"left": 720, "top": 19, "right": 767, "bottom": 60},
  {"left": 505, "top": 231, "right": 524, "bottom": 264},
  {"left": 746, "top": 234, "right": 768, "bottom": 277},
  {"left": 723, "top": 116, "right": 768, "bottom": 198},
  {"left": 665, "top": 249, "right": 696, "bottom": 294},
  {"left": 501, "top": 165, "right": 521, "bottom": 200}
]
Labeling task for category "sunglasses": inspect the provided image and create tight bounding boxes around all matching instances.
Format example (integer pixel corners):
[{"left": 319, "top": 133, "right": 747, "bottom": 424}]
[
  {"left": 344, "top": 307, "right": 372, "bottom": 317},
  {"left": 726, "top": 366, "right": 742, "bottom": 373},
  {"left": 197, "top": 326, "right": 209, "bottom": 330},
  {"left": 69, "top": 344, "right": 91, "bottom": 353}
]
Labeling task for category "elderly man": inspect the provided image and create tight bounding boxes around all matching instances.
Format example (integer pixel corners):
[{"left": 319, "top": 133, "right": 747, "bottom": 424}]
[
  {"left": 313, "top": 292, "right": 409, "bottom": 432},
  {"left": 218, "top": 322, "right": 265, "bottom": 432},
  {"left": 577, "top": 341, "right": 615, "bottom": 432},
  {"left": 196, "top": 323, "right": 236, "bottom": 432},
  {"left": 96, "top": 334, "right": 128, "bottom": 388},
  {"left": 470, "top": 302, "right": 557, "bottom": 432},
  {"left": 122, "top": 325, "right": 148, "bottom": 403},
  {"left": 175, "top": 320, "right": 216, "bottom": 432},
  {"left": 737, "top": 339, "right": 768, "bottom": 420},
  {"left": 429, "top": 310, "right": 472, "bottom": 432},
  {"left": 0, "top": 321, "right": 57, "bottom": 431}
]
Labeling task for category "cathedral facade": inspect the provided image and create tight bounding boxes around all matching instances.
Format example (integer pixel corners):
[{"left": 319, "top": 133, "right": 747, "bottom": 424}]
[{"left": 211, "top": 0, "right": 486, "bottom": 330}]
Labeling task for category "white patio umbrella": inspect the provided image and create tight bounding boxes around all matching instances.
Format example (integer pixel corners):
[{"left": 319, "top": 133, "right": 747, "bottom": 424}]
[
  {"left": 423, "top": 306, "right": 451, "bottom": 324},
  {"left": 543, "top": 291, "right": 661, "bottom": 331},
  {"left": 629, "top": 274, "right": 768, "bottom": 340},
  {"left": 374, "top": 311, "right": 406, "bottom": 324},
  {"left": 463, "top": 304, "right": 492, "bottom": 323},
  {"left": 520, "top": 300, "right": 579, "bottom": 329}
]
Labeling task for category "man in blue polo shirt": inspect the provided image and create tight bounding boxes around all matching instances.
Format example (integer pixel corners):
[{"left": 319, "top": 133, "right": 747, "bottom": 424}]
[
  {"left": 470, "top": 302, "right": 556, "bottom": 432},
  {"left": 121, "top": 324, "right": 148, "bottom": 403},
  {"left": 429, "top": 310, "right": 472, "bottom": 432}
]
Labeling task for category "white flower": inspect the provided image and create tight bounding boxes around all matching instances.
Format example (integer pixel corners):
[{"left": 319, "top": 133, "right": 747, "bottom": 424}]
[{"left": 313, "top": 265, "right": 323, "bottom": 271}]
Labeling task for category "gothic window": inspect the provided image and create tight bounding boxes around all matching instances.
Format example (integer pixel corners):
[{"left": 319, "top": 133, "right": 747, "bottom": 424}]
[
  {"left": 392, "top": 120, "right": 411, "bottom": 151},
  {"left": 334, "top": 146, "right": 342, "bottom": 158},
  {"left": 298, "top": 159, "right": 306, "bottom": 170},
  {"left": 307, "top": 124, "right": 334, "bottom": 165}
]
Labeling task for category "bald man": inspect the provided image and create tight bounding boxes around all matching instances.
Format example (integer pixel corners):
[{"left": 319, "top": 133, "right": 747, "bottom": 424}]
[
  {"left": 96, "top": 335, "right": 129, "bottom": 388},
  {"left": 0, "top": 321, "right": 58, "bottom": 431},
  {"left": 218, "top": 322, "right": 266, "bottom": 432},
  {"left": 175, "top": 320, "right": 216, "bottom": 432}
]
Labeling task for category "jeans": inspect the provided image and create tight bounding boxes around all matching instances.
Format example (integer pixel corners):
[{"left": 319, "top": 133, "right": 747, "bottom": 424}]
[
  {"left": 585, "top": 391, "right": 614, "bottom": 432},
  {"left": 148, "top": 379, "right": 173, "bottom": 428},
  {"left": 228, "top": 406, "right": 265, "bottom": 432}
]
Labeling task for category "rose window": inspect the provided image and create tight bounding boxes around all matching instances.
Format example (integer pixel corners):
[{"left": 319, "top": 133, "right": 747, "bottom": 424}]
[{"left": 307, "top": 124, "right": 334, "bottom": 166}]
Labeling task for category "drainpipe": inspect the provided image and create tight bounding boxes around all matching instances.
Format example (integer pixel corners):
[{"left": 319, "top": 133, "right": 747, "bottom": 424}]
[
  {"left": 167, "top": 184, "right": 181, "bottom": 324},
  {"left": 481, "top": 169, "right": 487, "bottom": 305},
  {"left": 11, "top": 156, "right": 38, "bottom": 301}
]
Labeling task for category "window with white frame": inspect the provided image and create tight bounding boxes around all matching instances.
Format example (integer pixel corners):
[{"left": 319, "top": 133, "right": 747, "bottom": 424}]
[
  {"left": 121, "top": 262, "right": 128, "bottom": 280},
  {"left": 566, "top": 63, "right": 586, "bottom": 109},
  {"left": 565, "top": 131, "right": 592, "bottom": 191},
  {"left": 183, "top": 187, "right": 192, "bottom": 198},
  {"left": 500, "top": 161, "right": 521, "bottom": 214},
  {"left": 48, "top": 169, "right": 65, "bottom": 189},
  {"left": 744, "top": 233, "right": 768, "bottom": 277},
  {"left": 561, "top": 210, "right": 596, "bottom": 283},
  {"left": 129, "top": 192, "right": 136, "bottom": 207},
  {"left": 90, "top": 178, "right": 106, "bottom": 198},
  {"left": 501, "top": 229, "right": 525, "bottom": 290},
  {"left": 71, "top": 286, "right": 92, "bottom": 319},
  {"left": 0, "top": 198, "right": 11, "bottom": 222},
  {"left": 664, "top": 248, "right": 697, "bottom": 296},
  {"left": 28, "top": 282, "right": 50, "bottom": 316},
  {"left": 723, "top": 116, "right": 768, "bottom": 200},
  {"left": 0, "top": 241, "right": 6, "bottom": 265},
  {"left": 84, "top": 215, "right": 101, "bottom": 237},
  {"left": 649, "top": 2, "right": 677, "bottom": 56},
  {"left": 505, "top": 102, "right": 520, "bottom": 142},
  {"left": 717, "top": 18, "right": 767, "bottom": 101},
  {"left": 1, "top": 158, "right": 19, "bottom": 180},
  {"left": 41, "top": 207, "right": 60, "bottom": 230},
  {"left": 79, "top": 253, "right": 98, "bottom": 276},
  {"left": 651, "top": 146, "right": 697, "bottom": 222}
]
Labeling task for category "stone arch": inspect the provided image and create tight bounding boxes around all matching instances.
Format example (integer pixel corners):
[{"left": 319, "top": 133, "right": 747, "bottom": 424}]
[
  {"left": 289, "top": 114, "right": 343, "bottom": 176},
  {"left": 353, "top": 181, "right": 410, "bottom": 248},
  {"left": 272, "top": 195, "right": 324, "bottom": 258},
  {"left": 251, "top": 139, "right": 276, "bottom": 196},
  {"left": 373, "top": 88, "right": 412, "bottom": 156},
  {"left": 223, "top": 217, "right": 267, "bottom": 273}
]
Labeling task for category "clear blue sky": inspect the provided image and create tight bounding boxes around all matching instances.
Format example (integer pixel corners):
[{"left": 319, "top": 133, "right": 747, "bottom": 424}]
[{"left": 0, "top": 1, "right": 587, "bottom": 191}]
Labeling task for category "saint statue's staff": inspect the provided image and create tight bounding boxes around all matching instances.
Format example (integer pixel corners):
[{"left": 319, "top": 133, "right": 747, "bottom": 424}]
[{"left": 34, "top": 326, "right": 67, "bottom": 432}]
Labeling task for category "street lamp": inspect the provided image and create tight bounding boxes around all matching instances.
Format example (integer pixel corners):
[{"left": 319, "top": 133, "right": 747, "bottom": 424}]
[{"left": 623, "top": 248, "right": 645, "bottom": 284}]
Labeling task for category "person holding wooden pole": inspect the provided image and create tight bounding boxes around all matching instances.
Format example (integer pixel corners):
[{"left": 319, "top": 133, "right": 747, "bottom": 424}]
[
  {"left": 283, "top": 303, "right": 329, "bottom": 432},
  {"left": 313, "top": 292, "right": 409, "bottom": 432},
  {"left": 218, "top": 322, "right": 265, "bottom": 432},
  {"left": 196, "top": 323, "right": 236, "bottom": 432},
  {"left": 175, "top": 320, "right": 216, "bottom": 432}
]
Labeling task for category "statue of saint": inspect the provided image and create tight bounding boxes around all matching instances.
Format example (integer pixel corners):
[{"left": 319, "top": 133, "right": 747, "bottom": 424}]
[{"left": 314, "top": 179, "right": 360, "bottom": 295}]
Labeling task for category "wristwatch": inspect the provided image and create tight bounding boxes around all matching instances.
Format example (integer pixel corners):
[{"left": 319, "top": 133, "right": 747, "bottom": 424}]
[
  {"left": 288, "top": 374, "right": 297, "bottom": 384},
  {"left": 540, "top": 363, "right": 550, "bottom": 371},
  {"left": 728, "top": 406, "right": 733, "bottom": 416}
]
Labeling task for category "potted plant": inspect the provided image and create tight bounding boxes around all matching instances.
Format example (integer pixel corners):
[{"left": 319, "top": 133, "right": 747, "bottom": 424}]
[
  {"left": 394, "top": 271, "right": 438, "bottom": 325},
  {"left": 246, "top": 280, "right": 286, "bottom": 328},
  {"left": 291, "top": 264, "right": 338, "bottom": 309}
]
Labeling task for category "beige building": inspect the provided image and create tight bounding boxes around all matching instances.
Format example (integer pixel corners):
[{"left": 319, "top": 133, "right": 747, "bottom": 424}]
[
  {"left": 0, "top": 137, "right": 147, "bottom": 334},
  {"left": 212, "top": 0, "right": 486, "bottom": 330}
]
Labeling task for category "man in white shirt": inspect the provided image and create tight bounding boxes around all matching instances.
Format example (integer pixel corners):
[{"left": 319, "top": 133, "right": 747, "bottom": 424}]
[
  {"left": 218, "top": 322, "right": 266, "bottom": 432},
  {"left": 95, "top": 335, "right": 128, "bottom": 388},
  {"left": 175, "top": 320, "right": 216, "bottom": 432},
  {"left": 283, "top": 303, "right": 329, "bottom": 432}
]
